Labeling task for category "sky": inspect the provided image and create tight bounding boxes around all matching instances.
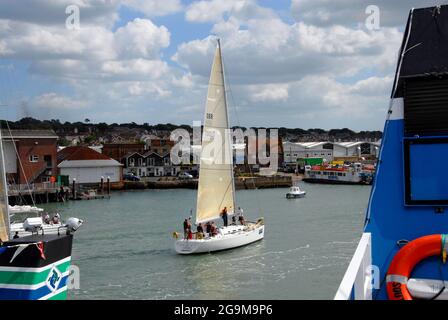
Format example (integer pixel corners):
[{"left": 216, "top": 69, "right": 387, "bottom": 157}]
[{"left": 0, "top": 0, "right": 446, "bottom": 131}]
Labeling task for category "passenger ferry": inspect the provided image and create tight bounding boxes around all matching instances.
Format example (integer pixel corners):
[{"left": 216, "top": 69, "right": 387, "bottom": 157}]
[
  {"left": 336, "top": 5, "right": 448, "bottom": 300},
  {"left": 303, "top": 163, "right": 373, "bottom": 185}
]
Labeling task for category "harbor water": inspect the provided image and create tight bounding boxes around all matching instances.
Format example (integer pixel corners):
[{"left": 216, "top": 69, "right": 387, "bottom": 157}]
[{"left": 38, "top": 183, "right": 370, "bottom": 299}]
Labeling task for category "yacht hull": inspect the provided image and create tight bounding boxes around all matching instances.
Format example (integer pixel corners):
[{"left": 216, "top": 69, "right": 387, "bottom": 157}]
[{"left": 175, "top": 224, "right": 264, "bottom": 254}]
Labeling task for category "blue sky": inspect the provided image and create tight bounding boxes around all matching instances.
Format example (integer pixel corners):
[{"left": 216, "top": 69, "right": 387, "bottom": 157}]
[{"left": 0, "top": 0, "right": 442, "bottom": 130}]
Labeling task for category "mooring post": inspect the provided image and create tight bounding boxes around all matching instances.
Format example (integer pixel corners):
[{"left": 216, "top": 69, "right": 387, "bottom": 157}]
[
  {"left": 107, "top": 176, "right": 111, "bottom": 198},
  {"left": 72, "top": 178, "right": 76, "bottom": 200},
  {"left": 100, "top": 176, "right": 104, "bottom": 195}
]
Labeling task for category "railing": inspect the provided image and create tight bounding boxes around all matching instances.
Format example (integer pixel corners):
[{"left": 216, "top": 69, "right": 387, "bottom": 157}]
[
  {"left": 8, "top": 182, "right": 59, "bottom": 193},
  {"left": 334, "top": 233, "right": 373, "bottom": 300}
]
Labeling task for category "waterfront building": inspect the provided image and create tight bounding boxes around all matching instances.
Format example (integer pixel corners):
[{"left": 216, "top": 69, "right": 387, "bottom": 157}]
[
  {"left": 333, "top": 141, "right": 380, "bottom": 160},
  {"left": 102, "top": 143, "right": 145, "bottom": 161},
  {"left": 283, "top": 140, "right": 380, "bottom": 164},
  {"left": 2, "top": 129, "right": 58, "bottom": 184},
  {"left": 283, "top": 141, "right": 334, "bottom": 163},
  {"left": 57, "top": 146, "right": 123, "bottom": 183},
  {"left": 122, "top": 151, "right": 180, "bottom": 177}
]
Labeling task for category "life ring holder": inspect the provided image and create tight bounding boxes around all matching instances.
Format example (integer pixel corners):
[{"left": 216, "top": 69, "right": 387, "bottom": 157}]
[{"left": 386, "top": 234, "right": 447, "bottom": 300}]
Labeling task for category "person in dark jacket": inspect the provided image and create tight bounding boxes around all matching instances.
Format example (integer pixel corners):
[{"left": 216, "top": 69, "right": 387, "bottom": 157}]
[
  {"left": 205, "top": 222, "right": 212, "bottom": 235},
  {"left": 196, "top": 223, "right": 204, "bottom": 239},
  {"left": 220, "top": 206, "right": 228, "bottom": 227},
  {"left": 183, "top": 219, "right": 189, "bottom": 239}
]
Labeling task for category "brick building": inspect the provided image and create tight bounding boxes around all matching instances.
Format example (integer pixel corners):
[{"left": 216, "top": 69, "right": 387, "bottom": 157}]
[
  {"left": 102, "top": 143, "right": 145, "bottom": 161},
  {"left": 2, "top": 129, "right": 58, "bottom": 184}
]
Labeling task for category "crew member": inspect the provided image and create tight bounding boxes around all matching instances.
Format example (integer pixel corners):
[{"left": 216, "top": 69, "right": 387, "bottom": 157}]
[
  {"left": 196, "top": 223, "right": 204, "bottom": 239},
  {"left": 220, "top": 207, "right": 228, "bottom": 227}
]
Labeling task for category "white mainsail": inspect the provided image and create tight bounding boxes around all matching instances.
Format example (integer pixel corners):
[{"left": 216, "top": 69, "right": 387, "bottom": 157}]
[
  {"left": 195, "top": 40, "right": 235, "bottom": 224},
  {"left": 0, "top": 128, "right": 10, "bottom": 241}
]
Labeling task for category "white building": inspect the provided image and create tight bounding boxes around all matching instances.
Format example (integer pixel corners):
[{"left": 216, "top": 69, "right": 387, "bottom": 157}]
[
  {"left": 283, "top": 141, "right": 334, "bottom": 163},
  {"left": 57, "top": 146, "right": 122, "bottom": 183},
  {"left": 283, "top": 140, "right": 381, "bottom": 163},
  {"left": 333, "top": 141, "right": 381, "bottom": 158}
]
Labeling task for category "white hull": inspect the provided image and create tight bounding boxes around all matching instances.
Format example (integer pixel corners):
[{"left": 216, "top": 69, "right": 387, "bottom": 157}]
[
  {"left": 286, "top": 191, "right": 306, "bottom": 198},
  {"left": 175, "top": 223, "right": 264, "bottom": 254},
  {"left": 10, "top": 222, "right": 64, "bottom": 238}
]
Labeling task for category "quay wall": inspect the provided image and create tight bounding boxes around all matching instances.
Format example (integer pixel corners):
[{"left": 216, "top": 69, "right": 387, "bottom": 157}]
[{"left": 7, "top": 175, "right": 292, "bottom": 204}]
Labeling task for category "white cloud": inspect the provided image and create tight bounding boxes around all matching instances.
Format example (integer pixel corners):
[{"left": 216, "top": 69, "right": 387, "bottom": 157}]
[
  {"left": 185, "top": 0, "right": 236, "bottom": 23},
  {"left": 115, "top": 18, "right": 170, "bottom": 59},
  {"left": 121, "top": 0, "right": 182, "bottom": 17},
  {"left": 33, "top": 93, "right": 88, "bottom": 110},
  {"left": 101, "top": 59, "right": 168, "bottom": 79},
  {"left": 290, "top": 0, "right": 443, "bottom": 28},
  {"left": 249, "top": 84, "right": 289, "bottom": 102},
  {"left": 0, "top": 0, "right": 120, "bottom": 27},
  {"left": 174, "top": 20, "right": 402, "bottom": 84}
]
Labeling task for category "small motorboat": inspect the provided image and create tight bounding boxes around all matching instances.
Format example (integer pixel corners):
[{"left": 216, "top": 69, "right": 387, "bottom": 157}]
[{"left": 286, "top": 185, "right": 306, "bottom": 199}]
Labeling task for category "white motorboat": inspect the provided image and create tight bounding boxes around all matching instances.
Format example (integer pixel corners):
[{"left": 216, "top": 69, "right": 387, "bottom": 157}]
[
  {"left": 286, "top": 185, "right": 306, "bottom": 199},
  {"left": 10, "top": 216, "right": 83, "bottom": 238},
  {"left": 174, "top": 40, "right": 264, "bottom": 254}
]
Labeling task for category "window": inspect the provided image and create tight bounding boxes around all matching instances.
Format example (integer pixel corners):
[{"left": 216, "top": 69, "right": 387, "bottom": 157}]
[
  {"left": 44, "top": 155, "right": 52, "bottom": 168},
  {"left": 164, "top": 157, "right": 170, "bottom": 165},
  {"left": 29, "top": 155, "right": 38, "bottom": 163},
  {"left": 138, "top": 158, "right": 143, "bottom": 166},
  {"left": 148, "top": 158, "right": 155, "bottom": 166},
  {"left": 129, "top": 158, "right": 135, "bottom": 166}
]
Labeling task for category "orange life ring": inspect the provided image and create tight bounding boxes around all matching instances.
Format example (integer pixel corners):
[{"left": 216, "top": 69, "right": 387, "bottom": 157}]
[{"left": 386, "top": 234, "right": 445, "bottom": 300}]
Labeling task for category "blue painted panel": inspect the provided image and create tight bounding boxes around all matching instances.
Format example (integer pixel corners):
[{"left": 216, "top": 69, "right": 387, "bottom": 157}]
[
  {"left": 409, "top": 143, "right": 448, "bottom": 201},
  {"left": 0, "top": 275, "right": 67, "bottom": 300}
]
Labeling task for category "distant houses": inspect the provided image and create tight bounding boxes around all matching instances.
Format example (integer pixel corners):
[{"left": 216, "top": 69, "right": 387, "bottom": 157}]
[
  {"left": 121, "top": 151, "right": 180, "bottom": 177},
  {"left": 0, "top": 128, "right": 382, "bottom": 185}
]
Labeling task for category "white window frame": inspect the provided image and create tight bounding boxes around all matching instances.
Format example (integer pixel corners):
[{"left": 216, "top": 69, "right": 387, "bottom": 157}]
[{"left": 29, "top": 155, "right": 39, "bottom": 163}]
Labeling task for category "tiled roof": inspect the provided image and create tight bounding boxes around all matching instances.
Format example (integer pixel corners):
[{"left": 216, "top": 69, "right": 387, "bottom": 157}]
[
  {"left": 1, "top": 129, "right": 58, "bottom": 139},
  {"left": 57, "top": 146, "right": 111, "bottom": 163}
]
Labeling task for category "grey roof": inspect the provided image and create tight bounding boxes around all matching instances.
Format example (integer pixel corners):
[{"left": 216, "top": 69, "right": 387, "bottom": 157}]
[{"left": 1, "top": 129, "right": 58, "bottom": 139}]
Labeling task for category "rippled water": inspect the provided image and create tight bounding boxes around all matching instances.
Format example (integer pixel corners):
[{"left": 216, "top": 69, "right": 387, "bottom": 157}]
[{"left": 38, "top": 183, "right": 370, "bottom": 299}]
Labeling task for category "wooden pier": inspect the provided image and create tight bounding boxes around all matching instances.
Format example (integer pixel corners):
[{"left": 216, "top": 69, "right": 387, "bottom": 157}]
[{"left": 8, "top": 182, "right": 69, "bottom": 205}]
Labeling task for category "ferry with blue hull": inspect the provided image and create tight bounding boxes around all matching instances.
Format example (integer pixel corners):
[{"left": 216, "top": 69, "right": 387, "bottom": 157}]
[{"left": 336, "top": 5, "right": 448, "bottom": 300}]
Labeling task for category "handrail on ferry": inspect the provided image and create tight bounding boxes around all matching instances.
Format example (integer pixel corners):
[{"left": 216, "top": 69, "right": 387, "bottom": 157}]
[{"left": 334, "top": 232, "right": 372, "bottom": 300}]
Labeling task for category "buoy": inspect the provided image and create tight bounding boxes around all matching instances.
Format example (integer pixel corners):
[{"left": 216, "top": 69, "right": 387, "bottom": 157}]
[{"left": 386, "top": 234, "right": 445, "bottom": 300}]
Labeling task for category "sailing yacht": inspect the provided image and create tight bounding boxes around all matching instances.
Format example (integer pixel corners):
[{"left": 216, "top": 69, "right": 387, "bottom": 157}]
[
  {"left": 336, "top": 5, "right": 448, "bottom": 300},
  {"left": 174, "top": 40, "right": 265, "bottom": 254},
  {"left": 0, "top": 127, "right": 81, "bottom": 300}
]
